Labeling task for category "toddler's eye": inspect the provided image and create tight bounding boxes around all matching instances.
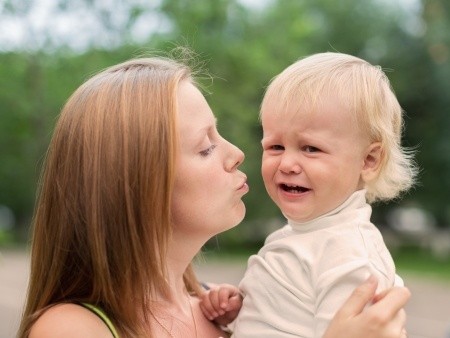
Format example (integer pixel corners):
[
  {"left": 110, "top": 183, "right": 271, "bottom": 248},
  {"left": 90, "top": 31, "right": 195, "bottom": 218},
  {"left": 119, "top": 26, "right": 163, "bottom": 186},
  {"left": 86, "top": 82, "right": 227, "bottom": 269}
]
[
  {"left": 270, "top": 145, "right": 284, "bottom": 151},
  {"left": 304, "top": 145, "right": 320, "bottom": 153},
  {"left": 200, "top": 144, "right": 217, "bottom": 157}
]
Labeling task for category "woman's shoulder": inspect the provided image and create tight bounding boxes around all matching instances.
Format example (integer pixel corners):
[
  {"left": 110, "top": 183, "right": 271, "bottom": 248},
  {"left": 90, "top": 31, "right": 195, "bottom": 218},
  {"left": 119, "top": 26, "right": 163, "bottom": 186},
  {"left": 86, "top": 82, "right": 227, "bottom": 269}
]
[{"left": 29, "top": 303, "right": 114, "bottom": 338}]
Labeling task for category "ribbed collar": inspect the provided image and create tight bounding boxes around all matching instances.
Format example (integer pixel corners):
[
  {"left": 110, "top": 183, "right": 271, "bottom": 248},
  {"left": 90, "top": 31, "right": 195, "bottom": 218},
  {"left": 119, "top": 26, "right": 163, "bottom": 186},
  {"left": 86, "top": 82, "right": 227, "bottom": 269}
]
[{"left": 286, "top": 189, "right": 371, "bottom": 233}]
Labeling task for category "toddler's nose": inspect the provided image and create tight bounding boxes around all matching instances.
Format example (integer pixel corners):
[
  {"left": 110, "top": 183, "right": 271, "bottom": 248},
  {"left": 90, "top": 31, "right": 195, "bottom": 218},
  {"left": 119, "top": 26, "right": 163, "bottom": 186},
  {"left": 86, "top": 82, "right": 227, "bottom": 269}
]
[{"left": 279, "top": 153, "right": 302, "bottom": 174}]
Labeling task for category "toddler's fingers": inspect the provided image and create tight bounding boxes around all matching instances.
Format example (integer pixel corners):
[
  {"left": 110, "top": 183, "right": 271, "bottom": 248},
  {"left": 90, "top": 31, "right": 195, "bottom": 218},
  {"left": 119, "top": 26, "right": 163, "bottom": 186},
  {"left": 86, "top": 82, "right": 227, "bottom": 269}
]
[
  {"left": 200, "top": 293, "right": 220, "bottom": 320},
  {"left": 209, "top": 288, "right": 226, "bottom": 315},
  {"left": 199, "top": 301, "right": 219, "bottom": 320},
  {"left": 226, "top": 294, "right": 243, "bottom": 312},
  {"left": 218, "top": 287, "right": 234, "bottom": 309}
]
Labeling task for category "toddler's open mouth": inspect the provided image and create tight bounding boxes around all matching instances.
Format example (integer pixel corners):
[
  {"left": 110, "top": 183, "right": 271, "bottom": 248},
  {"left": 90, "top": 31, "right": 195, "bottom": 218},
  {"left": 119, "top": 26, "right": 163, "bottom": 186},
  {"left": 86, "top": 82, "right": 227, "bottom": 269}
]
[{"left": 280, "top": 184, "right": 310, "bottom": 193}]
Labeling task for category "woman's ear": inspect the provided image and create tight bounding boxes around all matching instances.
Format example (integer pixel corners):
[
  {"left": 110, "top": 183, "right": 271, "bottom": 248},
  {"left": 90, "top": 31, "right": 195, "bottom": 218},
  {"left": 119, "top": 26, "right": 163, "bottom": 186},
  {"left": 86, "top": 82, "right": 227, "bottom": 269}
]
[{"left": 361, "top": 142, "right": 383, "bottom": 183}]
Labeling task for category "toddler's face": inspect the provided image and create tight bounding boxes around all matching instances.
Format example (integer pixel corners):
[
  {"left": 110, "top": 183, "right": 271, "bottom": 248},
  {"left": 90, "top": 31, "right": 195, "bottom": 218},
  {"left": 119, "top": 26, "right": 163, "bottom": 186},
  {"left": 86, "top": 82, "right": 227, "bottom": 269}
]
[{"left": 260, "top": 95, "right": 370, "bottom": 222}]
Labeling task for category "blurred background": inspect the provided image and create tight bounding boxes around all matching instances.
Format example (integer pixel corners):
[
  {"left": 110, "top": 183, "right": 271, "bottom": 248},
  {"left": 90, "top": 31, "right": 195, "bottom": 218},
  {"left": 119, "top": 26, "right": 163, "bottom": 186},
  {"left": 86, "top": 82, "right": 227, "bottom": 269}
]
[{"left": 0, "top": 0, "right": 449, "bottom": 337}]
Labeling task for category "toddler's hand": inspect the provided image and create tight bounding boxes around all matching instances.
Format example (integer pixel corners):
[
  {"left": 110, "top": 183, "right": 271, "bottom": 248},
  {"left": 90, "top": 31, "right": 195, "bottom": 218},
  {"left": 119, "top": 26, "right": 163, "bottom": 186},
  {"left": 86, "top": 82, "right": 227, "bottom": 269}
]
[{"left": 199, "top": 283, "right": 243, "bottom": 326}]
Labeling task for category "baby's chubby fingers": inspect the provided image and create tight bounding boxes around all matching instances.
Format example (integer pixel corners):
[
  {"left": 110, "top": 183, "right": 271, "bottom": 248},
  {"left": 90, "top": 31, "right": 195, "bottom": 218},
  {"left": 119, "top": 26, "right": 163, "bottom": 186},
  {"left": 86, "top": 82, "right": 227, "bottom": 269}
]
[
  {"left": 199, "top": 291, "right": 222, "bottom": 320},
  {"left": 217, "top": 285, "right": 239, "bottom": 310},
  {"left": 199, "top": 283, "right": 242, "bottom": 323},
  {"left": 225, "top": 293, "right": 243, "bottom": 312}
]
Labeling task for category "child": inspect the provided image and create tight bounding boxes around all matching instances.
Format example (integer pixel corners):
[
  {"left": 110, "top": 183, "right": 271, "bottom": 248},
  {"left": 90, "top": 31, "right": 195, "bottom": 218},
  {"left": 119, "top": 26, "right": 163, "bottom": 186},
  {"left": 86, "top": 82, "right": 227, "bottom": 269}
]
[{"left": 200, "top": 52, "right": 417, "bottom": 337}]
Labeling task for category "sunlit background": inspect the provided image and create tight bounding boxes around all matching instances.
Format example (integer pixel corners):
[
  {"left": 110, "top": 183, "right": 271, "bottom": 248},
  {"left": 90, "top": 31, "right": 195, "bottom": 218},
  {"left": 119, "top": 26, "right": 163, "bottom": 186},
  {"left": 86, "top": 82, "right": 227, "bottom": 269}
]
[{"left": 0, "top": 0, "right": 449, "bottom": 337}]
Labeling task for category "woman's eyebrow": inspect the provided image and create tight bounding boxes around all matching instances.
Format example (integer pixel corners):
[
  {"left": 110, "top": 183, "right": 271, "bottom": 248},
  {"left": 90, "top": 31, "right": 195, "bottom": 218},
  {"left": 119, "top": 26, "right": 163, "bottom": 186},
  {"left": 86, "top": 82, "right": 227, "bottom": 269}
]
[
  {"left": 189, "top": 119, "right": 218, "bottom": 148},
  {"left": 199, "top": 117, "right": 217, "bottom": 134}
]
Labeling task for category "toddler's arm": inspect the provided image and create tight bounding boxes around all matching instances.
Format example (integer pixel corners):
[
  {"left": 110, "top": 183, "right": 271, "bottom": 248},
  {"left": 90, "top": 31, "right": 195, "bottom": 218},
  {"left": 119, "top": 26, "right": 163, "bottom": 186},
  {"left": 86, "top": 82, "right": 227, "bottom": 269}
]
[{"left": 199, "top": 283, "right": 243, "bottom": 326}]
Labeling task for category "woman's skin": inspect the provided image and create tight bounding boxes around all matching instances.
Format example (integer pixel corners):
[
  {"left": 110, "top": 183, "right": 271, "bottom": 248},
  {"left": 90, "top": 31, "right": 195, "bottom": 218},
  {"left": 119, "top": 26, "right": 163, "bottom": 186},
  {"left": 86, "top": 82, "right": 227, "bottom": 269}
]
[
  {"left": 324, "top": 276, "right": 409, "bottom": 338},
  {"left": 148, "top": 80, "right": 249, "bottom": 337}
]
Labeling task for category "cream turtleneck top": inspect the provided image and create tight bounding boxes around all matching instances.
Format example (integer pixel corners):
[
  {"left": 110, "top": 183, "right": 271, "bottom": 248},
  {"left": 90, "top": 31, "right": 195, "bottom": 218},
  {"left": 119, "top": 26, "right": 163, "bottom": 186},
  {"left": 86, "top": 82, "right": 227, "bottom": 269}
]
[{"left": 232, "top": 190, "right": 400, "bottom": 338}]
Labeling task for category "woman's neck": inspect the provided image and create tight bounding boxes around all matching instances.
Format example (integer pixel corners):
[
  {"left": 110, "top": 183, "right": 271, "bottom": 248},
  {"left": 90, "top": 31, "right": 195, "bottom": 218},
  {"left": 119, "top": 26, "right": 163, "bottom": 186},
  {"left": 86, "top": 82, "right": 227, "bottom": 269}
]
[{"left": 158, "top": 237, "right": 199, "bottom": 301}]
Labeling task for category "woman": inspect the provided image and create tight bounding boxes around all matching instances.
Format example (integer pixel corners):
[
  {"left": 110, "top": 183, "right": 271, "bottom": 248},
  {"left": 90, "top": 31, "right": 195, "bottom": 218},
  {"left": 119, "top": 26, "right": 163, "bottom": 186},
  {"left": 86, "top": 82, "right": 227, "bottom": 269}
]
[{"left": 18, "top": 55, "right": 410, "bottom": 338}]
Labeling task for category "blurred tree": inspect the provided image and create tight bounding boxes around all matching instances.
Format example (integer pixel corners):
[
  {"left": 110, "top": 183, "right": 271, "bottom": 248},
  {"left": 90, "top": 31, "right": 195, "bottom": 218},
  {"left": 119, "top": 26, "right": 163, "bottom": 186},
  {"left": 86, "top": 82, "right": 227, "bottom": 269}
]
[
  {"left": 154, "top": 0, "right": 450, "bottom": 245},
  {"left": 0, "top": 0, "right": 160, "bottom": 237},
  {"left": 414, "top": 0, "right": 450, "bottom": 225},
  {"left": 156, "top": 0, "right": 281, "bottom": 225},
  {"left": 0, "top": 0, "right": 449, "bottom": 246}
]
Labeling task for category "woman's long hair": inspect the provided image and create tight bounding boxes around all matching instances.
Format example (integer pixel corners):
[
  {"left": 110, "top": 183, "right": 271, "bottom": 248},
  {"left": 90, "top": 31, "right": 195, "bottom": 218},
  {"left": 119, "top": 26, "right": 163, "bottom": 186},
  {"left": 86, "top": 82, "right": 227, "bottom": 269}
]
[{"left": 18, "top": 57, "right": 200, "bottom": 337}]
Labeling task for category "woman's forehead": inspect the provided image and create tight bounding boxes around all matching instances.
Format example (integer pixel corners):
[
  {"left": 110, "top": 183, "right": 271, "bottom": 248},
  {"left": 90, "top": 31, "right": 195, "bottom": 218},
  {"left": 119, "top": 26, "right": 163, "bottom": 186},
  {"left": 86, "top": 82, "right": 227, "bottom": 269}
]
[{"left": 177, "top": 81, "right": 216, "bottom": 139}]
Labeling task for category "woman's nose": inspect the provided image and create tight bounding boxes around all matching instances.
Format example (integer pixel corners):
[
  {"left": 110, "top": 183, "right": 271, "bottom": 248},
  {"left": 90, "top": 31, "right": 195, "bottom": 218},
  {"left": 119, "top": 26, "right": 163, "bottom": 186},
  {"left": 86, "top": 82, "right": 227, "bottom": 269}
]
[
  {"left": 225, "top": 142, "right": 245, "bottom": 172},
  {"left": 279, "top": 153, "right": 302, "bottom": 174}
]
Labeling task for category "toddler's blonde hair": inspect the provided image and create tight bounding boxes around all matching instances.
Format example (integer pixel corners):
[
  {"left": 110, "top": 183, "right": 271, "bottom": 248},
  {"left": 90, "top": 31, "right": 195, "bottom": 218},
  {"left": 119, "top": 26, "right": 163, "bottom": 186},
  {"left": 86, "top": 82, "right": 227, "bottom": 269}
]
[{"left": 261, "top": 52, "right": 417, "bottom": 203}]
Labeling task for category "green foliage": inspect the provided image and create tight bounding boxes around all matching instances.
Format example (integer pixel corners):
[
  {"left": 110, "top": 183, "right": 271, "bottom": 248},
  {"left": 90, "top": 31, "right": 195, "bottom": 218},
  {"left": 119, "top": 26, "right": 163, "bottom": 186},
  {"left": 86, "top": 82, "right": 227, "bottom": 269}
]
[
  {"left": 1, "top": 0, "right": 449, "bottom": 244},
  {"left": 395, "top": 246, "right": 450, "bottom": 280}
]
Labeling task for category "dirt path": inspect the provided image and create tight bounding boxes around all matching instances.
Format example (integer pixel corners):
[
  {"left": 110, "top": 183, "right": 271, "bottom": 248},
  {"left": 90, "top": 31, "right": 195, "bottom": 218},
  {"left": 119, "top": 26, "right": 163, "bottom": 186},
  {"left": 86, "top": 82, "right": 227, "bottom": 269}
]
[{"left": 2, "top": 250, "right": 449, "bottom": 338}]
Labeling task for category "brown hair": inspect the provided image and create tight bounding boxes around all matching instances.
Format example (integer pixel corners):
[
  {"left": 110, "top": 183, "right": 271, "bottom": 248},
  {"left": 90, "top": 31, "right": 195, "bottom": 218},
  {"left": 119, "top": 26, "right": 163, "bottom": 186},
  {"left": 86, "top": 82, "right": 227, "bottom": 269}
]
[{"left": 18, "top": 57, "right": 200, "bottom": 337}]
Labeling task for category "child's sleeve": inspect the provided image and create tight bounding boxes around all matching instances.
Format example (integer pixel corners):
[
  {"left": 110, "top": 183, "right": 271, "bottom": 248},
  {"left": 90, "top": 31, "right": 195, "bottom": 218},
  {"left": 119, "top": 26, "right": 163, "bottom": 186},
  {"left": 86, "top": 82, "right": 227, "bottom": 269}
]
[{"left": 313, "top": 242, "right": 395, "bottom": 338}]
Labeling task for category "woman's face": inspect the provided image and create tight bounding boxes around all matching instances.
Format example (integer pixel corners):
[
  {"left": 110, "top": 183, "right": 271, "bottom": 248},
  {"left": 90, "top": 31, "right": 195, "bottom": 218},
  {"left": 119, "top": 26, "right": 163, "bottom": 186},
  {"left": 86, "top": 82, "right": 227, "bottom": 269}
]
[{"left": 171, "top": 81, "right": 249, "bottom": 242}]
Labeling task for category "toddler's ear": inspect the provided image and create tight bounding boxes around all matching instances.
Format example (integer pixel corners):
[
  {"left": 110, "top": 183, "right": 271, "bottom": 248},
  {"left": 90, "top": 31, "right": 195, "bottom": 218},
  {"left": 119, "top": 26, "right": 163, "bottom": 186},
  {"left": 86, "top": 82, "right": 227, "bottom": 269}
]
[{"left": 361, "top": 142, "right": 383, "bottom": 182}]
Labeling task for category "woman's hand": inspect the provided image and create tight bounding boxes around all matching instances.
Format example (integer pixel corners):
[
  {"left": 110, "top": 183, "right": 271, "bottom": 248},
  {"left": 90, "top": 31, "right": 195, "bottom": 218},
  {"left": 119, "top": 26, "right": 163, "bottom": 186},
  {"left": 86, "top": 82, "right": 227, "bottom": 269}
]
[{"left": 324, "top": 276, "right": 410, "bottom": 338}]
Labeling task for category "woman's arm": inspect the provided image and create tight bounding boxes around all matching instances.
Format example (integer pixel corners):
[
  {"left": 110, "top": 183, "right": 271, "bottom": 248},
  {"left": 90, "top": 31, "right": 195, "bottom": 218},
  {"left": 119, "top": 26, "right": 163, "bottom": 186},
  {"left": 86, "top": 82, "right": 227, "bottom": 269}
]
[{"left": 323, "top": 276, "right": 410, "bottom": 338}]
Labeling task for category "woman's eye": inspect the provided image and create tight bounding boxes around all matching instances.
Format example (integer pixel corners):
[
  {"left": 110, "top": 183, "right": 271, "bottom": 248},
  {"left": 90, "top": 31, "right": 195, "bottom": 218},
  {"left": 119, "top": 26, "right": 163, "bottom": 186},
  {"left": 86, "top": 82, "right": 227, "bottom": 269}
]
[
  {"left": 200, "top": 144, "right": 217, "bottom": 157},
  {"left": 304, "top": 145, "right": 320, "bottom": 153}
]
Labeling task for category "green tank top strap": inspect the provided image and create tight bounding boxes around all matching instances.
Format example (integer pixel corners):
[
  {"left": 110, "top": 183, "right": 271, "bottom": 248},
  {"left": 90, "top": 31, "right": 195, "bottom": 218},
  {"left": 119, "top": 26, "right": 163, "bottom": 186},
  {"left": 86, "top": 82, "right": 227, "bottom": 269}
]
[{"left": 80, "top": 303, "right": 119, "bottom": 338}]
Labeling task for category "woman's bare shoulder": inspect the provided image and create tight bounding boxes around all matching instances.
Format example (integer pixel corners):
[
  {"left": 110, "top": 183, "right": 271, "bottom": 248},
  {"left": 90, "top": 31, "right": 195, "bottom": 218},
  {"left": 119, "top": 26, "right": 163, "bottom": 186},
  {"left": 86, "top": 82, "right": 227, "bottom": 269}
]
[{"left": 29, "top": 303, "right": 114, "bottom": 338}]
